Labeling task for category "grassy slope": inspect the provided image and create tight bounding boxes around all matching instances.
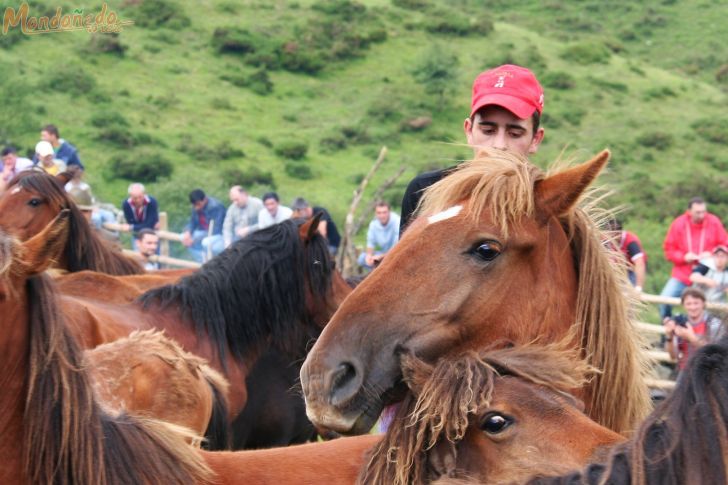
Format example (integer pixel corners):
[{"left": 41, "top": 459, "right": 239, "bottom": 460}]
[{"left": 1, "top": 0, "right": 727, "bottom": 301}]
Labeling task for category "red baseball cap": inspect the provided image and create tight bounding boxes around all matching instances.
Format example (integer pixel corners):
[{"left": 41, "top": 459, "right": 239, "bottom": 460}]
[{"left": 470, "top": 64, "right": 545, "bottom": 119}]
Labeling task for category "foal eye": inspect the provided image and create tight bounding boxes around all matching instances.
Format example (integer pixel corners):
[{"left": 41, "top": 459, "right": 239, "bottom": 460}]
[
  {"left": 480, "top": 413, "right": 513, "bottom": 434},
  {"left": 27, "top": 198, "right": 43, "bottom": 207},
  {"left": 471, "top": 241, "right": 501, "bottom": 261}
]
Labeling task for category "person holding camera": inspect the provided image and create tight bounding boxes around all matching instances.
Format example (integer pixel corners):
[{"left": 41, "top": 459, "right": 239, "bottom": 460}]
[{"left": 663, "top": 287, "right": 724, "bottom": 372}]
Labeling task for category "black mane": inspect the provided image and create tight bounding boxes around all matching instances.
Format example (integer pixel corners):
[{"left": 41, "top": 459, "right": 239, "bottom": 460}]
[
  {"left": 530, "top": 335, "right": 728, "bottom": 485},
  {"left": 139, "top": 219, "right": 333, "bottom": 365}
]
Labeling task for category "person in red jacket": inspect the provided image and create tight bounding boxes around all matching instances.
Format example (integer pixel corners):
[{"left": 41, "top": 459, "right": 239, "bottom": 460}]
[{"left": 659, "top": 197, "right": 728, "bottom": 320}]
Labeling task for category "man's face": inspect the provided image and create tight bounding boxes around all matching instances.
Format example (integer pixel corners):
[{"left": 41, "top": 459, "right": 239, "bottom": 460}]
[
  {"left": 264, "top": 198, "right": 279, "bottom": 215},
  {"left": 2, "top": 153, "right": 17, "bottom": 170},
  {"left": 714, "top": 251, "right": 728, "bottom": 271},
  {"left": 689, "top": 203, "right": 707, "bottom": 224},
  {"left": 139, "top": 234, "right": 159, "bottom": 257},
  {"left": 464, "top": 105, "right": 544, "bottom": 156},
  {"left": 294, "top": 206, "right": 313, "bottom": 218},
  {"left": 682, "top": 295, "right": 705, "bottom": 320},
  {"left": 41, "top": 130, "right": 57, "bottom": 144},
  {"left": 193, "top": 198, "right": 207, "bottom": 211},
  {"left": 375, "top": 206, "right": 390, "bottom": 225},
  {"left": 39, "top": 154, "right": 54, "bottom": 167},
  {"left": 129, "top": 189, "right": 145, "bottom": 208}
]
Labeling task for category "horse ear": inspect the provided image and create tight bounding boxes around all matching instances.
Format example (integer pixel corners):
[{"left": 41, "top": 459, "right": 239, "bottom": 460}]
[
  {"left": 299, "top": 211, "right": 324, "bottom": 243},
  {"left": 56, "top": 171, "right": 73, "bottom": 186},
  {"left": 401, "top": 352, "right": 435, "bottom": 397},
  {"left": 18, "top": 209, "right": 70, "bottom": 276},
  {"left": 534, "top": 150, "right": 610, "bottom": 221}
]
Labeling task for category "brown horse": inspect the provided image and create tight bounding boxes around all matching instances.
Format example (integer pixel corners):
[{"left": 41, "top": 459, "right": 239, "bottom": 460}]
[
  {"left": 301, "top": 149, "right": 651, "bottom": 436},
  {"left": 200, "top": 343, "right": 622, "bottom": 484},
  {"left": 84, "top": 329, "right": 229, "bottom": 444},
  {"left": 54, "top": 215, "right": 352, "bottom": 448},
  {"left": 0, "top": 212, "right": 210, "bottom": 484},
  {"left": 0, "top": 170, "right": 144, "bottom": 274}
]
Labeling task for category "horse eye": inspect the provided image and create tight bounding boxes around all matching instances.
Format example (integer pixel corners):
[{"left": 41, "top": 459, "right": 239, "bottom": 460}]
[
  {"left": 472, "top": 242, "right": 501, "bottom": 261},
  {"left": 27, "top": 198, "right": 42, "bottom": 207},
  {"left": 480, "top": 413, "right": 512, "bottom": 434}
]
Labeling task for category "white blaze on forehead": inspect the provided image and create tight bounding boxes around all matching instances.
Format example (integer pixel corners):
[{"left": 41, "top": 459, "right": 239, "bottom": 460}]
[
  {"left": 427, "top": 205, "right": 463, "bottom": 225},
  {"left": 10, "top": 187, "right": 21, "bottom": 195}
]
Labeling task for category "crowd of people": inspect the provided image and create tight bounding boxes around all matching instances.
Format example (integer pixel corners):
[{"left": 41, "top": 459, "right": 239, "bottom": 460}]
[{"left": 1, "top": 65, "right": 726, "bottom": 372}]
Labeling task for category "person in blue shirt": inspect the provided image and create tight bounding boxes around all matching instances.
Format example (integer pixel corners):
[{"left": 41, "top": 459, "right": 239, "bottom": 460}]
[
  {"left": 358, "top": 201, "right": 400, "bottom": 271},
  {"left": 33, "top": 124, "right": 84, "bottom": 170},
  {"left": 181, "top": 189, "right": 226, "bottom": 263}
]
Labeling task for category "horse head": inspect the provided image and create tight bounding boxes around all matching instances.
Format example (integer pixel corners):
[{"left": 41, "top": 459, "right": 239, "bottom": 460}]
[{"left": 301, "top": 150, "right": 616, "bottom": 435}]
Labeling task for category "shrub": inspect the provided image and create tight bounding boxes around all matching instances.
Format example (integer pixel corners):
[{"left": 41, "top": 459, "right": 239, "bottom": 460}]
[
  {"left": 275, "top": 141, "right": 308, "bottom": 160},
  {"left": 212, "top": 27, "right": 262, "bottom": 55},
  {"left": 222, "top": 166, "right": 276, "bottom": 189},
  {"left": 257, "top": 136, "right": 273, "bottom": 148},
  {"left": 312, "top": 0, "right": 366, "bottom": 20},
  {"left": 0, "top": 25, "right": 27, "bottom": 49},
  {"left": 320, "top": 134, "right": 348, "bottom": 153},
  {"left": 85, "top": 33, "right": 126, "bottom": 56},
  {"left": 247, "top": 69, "right": 274, "bottom": 95},
  {"left": 588, "top": 76, "right": 628, "bottom": 93},
  {"left": 424, "top": 10, "right": 472, "bottom": 35},
  {"left": 692, "top": 118, "right": 728, "bottom": 145},
  {"left": 644, "top": 86, "right": 677, "bottom": 99},
  {"left": 541, "top": 71, "right": 576, "bottom": 90},
  {"left": 411, "top": 44, "right": 459, "bottom": 110},
  {"left": 341, "top": 125, "right": 371, "bottom": 145},
  {"left": 124, "top": 0, "right": 191, "bottom": 29},
  {"left": 560, "top": 41, "right": 611, "bottom": 64},
  {"left": 561, "top": 107, "right": 586, "bottom": 126},
  {"left": 392, "top": 0, "right": 431, "bottom": 9},
  {"left": 210, "top": 97, "right": 233, "bottom": 110},
  {"left": 285, "top": 162, "right": 314, "bottom": 180},
  {"left": 90, "top": 111, "right": 129, "bottom": 128},
  {"left": 636, "top": 132, "right": 673, "bottom": 151},
  {"left": 44, "top": 64, "right": 96, "bottom": 95},
  {"left": 109, "top": 150, "right": 173, "bottom": 182}
]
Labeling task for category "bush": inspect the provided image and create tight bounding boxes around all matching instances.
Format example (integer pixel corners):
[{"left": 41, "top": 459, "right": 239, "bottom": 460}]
[
  {"left": 561, "top": 107, "right": 586, "bottom": 126},
  {"left": 644, "top": 86, "right": 677, "bottom": 99},
  {"left": 312, "top": 0, "right": 366, "bottom": 20},
  {"left": 109, "top": 151, "right": 173, "bottom": 182},
  {"left": 124, "top": 0, "right": 190, "bottom": 29},
  {"left": 320, "top": 134, "right": 348, "bottom": 153},
  {"left": 247, "top": 69, "right": 274, "bottom": 95},
  {"left": 285, "top": 162, "right": 314, "bottom": 180},
  {"left": 44, "top": 64, "right": 96, "bottom": 95},
  {"left": 85, "top": 33, "right": 126, "bottom": 56},
  {"left": 392, "top": 0, "right": 431, "bottom": 9},
  {"left": 212, "top": 27, "right": 262, "bottom": 55},
  {"left": 210, "top": 97, "right": 233, "bottom": 110},
  {"left": 636, "top": 132, "right": 673, "bottom": 151},
  {"left": 541, "top": 71, "right": 576, "bottom": 90},
  {"left": 274, "top": 141, "right": 308, "bottom": 160},
  {"left": 424, "top": 10, "right": 471, "bottom": 35},
  {"left": 223, "top": 166, "right": 276, "bottom": 189},
  {"left": 692, "top": 118, "right": 728, "bottom": 145},
  {"left": 560, "top": 41, "right": 611, "bottom": 64},
  {"left": 411, "top": 44, "right": 459, "bottom": 110},
  {"left": 90, "top": 111, "right": 129, "bottom": 128},
  {"left": 177, "top": 140, "right": 244, "bottom": 161}
]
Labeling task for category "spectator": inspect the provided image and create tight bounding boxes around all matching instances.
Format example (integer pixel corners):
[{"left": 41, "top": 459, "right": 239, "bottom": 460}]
[
  {"left": 690, "top": 245, "right": 728, "bottom": 304},
  {"left": 64, "top": 165, "right": 89, "bottom": 193},
  {"left": 257, "top": 192, "right": 292, "bottom": 230},
  {"left": 291, "top": 197, "right": 341, "bottom": 255},
  {"left": 659, "top": 197, "right": 728, "bottom": 319},
  {"left": 605, "top": 218, "right": 647, "bottom": 291},
  {"left": 135, "top": 229, "right": 160, "bottom": 271},
  {"left": 33, "top": 124, "right": 84, "bottom": 170},
  {"left": 0, "top": 146, "right": 33, "bottom": 192},
  {"left": 358, "top": 201, "right": 400, "bottom": 271},
  {"left": 181, "top": 189, "right": 226, "bottom": 263},
  {"left": 67, "top": 185, "right": 119, "bottom": 244},
  {"left": 222, "top": 185, "right": 263, "bottom": 247},
  {"left": 35, "top": 141, "right": 66, "bottom": 175},
  {"left": 663, "top": 288, "right": 724, "bottom": 372},
  {"left": 400, "top": 64, "right": 545, "bottom": 233},
  {"left": 121, "top": 182, "right": 160, "bottom": 238}
]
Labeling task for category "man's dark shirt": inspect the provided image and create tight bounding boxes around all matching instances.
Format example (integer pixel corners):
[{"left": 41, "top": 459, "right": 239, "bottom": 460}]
[
  {"left": 399, "top": 166, "right": 456, "bottom": 235},
  {"left": 313, "top": 206, "right": 341, "bottom": 249}
]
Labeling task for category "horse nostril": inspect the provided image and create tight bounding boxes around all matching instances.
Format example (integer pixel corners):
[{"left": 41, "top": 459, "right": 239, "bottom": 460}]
[{"left": 329, "top": 361, "right": 360, "bottom": 407}]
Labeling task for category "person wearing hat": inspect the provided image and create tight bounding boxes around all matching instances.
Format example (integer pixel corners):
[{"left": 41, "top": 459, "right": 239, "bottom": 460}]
[
  {"left": 35, "top": 140, "right": 66, "bottom": 175},
  {"left": 68, "top": 185, "right": 119, "bottom": 242},
  {"left": 399, "top": 64, "right": 545, "bottom": 233},
  {"left": 690, "top": 245, "right": 728, "bottom": 303}
]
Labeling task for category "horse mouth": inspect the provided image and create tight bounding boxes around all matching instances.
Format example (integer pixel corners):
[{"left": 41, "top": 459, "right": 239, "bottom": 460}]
[{"left": 342, "top": 378, "right": 408, "bottom": 435}]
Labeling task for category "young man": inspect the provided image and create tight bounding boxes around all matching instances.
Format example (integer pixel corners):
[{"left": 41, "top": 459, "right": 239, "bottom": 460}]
[
  {"left": 663, "top": 288, "right": 724, "bottom": 372},
  {"left": 135, "top": 229, "right": 160, "bottom": 271},
  {"left": 400, "top": 64, "right": 545, "bottom": 233},
  {"left": 222, "top": 185, "right": 263, "bottom": 247},
  {"left": 181, "top": 189, "right": 226, "bottom": 263},
  {"left": 605, "top": 218, "right": 647, "bottom": 291},
  {"left": 690, "top": 245, "right": 728, "bottom": 303},
  {"left": 659, "top": 197, "right": 728, "bottom": 319},
  {"left": 34, "top": 124, "right": 84, "bottom": 170},
  {"left": 257, "top": 192, "right": 293, "bottom": 230},
  {"left": 0, "top": 146, "right": 33, "bottom": 192},
  {"left": 358, "top": 201, "right": 400, "bottom": 271},
  {"left": 291, "top": 197, "right": 341, "bottom": 255}
]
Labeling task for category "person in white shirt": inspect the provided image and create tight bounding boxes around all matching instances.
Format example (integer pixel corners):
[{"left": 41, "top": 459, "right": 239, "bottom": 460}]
[
  {"left": 0, "top": 146, "right": 33, "bottom": 193},
  {"left": 257, "top": 191, "right": 292, "bottom": 230}
]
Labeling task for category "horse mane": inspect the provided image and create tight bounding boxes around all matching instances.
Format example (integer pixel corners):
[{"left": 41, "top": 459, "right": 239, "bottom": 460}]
[
  {"left": 359, "top": 342, "right": 594, "bottom": 485},
  {"left": 417, "top": 150, "right": 651, "bottom": 435},
  {"left": 19, "top": 271, "right": 211, "bottom": 484},
  {"left": 10, "top": 171, "right": 144, "bottom": 275},
  {"left": 529, "top": 335, "right": 728, "bottom": 485},
  {"left": 139, "top": 219, "right": 333, "bottom": 365}
]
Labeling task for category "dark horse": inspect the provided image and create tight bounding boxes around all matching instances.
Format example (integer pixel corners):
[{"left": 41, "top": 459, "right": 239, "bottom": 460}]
[
  {"left": 529, "top": 334, "right": 728, "bottom": 485},
  {"left": 0, "top": 212, "right": 210, "bottom": 484},
  {"left": 0, "top": 170, "right": 143, "bottom": 274}
]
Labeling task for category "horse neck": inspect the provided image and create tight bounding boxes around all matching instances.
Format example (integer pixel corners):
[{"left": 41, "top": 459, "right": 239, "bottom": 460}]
[{"left": 0, "top": 288, "right": 30, "bottom": 481}]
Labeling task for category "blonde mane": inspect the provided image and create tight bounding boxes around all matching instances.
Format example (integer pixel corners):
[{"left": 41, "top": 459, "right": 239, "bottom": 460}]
[
  {"left": 417, "top": 150, "right": 651, "bottom": 435},
  {"left": 359, "top": 343, "right": 594, "bottom": 485}
]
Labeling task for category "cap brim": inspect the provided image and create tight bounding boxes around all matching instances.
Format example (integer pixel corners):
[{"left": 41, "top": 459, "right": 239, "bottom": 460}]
[
  {"left": 471, "top": 93, "right": 538, "bottom": 119},
  {"left": 77, "top": 205, "right": 96, "bottom": 211}
]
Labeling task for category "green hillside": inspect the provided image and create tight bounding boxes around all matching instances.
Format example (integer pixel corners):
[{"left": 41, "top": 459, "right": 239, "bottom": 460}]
[{"left": 1, "top": 0, "right": 727, "bottom": 297}]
